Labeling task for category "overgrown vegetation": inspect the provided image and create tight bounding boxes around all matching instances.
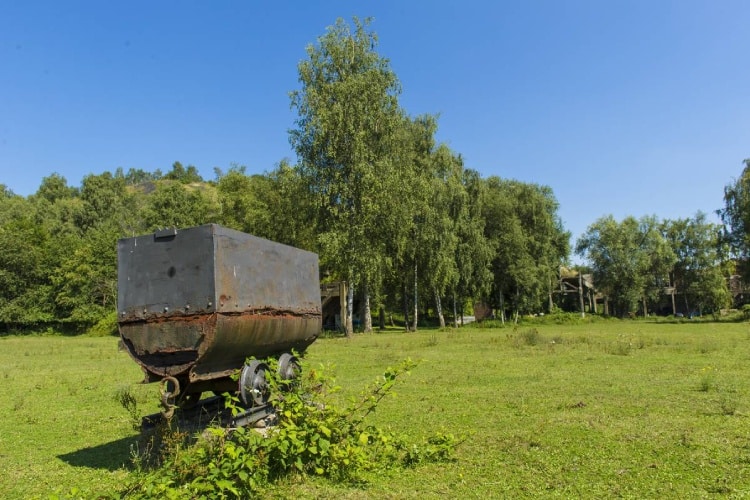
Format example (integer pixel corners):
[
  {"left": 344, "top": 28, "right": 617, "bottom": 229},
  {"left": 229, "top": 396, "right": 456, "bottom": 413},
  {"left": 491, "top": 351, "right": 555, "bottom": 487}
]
[{"left": 119, "top": 359, "right": 458, "bottom": 498}]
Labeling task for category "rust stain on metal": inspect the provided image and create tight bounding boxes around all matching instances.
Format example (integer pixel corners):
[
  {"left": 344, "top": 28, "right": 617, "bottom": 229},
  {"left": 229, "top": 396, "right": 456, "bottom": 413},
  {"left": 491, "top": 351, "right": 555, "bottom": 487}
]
[
  {"left": 220, "top": 308, "right": 321, "bottom": 319},
  {"left": 120, "top": 309, "right": 320, "bottom": 385},
  {"left": 123, "top": 313, "right": 216, "bottom": 325}
]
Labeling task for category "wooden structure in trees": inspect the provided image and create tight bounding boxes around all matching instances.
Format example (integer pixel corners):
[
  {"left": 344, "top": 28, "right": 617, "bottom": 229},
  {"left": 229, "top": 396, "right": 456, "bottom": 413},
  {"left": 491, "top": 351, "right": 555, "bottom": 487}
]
[
  {"left": 556, "top": 269, "right": 681, "bottom": 316},
  {"left": 555, "top": 268, "right": 599, "bottom": 315},
  {"left": 321, "top": 281, "right": 347, "bottom": 331},
  {"left": 728, "top": 274, "right": 749, "bottom": 306}
]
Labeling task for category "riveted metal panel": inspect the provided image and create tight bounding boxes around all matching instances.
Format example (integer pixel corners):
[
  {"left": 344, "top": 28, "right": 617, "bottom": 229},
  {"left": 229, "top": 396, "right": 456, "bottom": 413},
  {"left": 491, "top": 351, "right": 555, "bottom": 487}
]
[
  {"left": 212, "top": 225, "right": 320, "bottom": 316},
  {"left": 117, "top": 225, "right": 216, "bottom": 322}
]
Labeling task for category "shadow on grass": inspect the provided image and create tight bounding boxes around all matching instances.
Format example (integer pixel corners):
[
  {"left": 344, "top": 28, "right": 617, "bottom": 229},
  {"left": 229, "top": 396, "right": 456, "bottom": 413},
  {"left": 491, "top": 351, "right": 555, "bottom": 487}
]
[{"left": 58, "top": 435, "right": 138, "bottom": 471}]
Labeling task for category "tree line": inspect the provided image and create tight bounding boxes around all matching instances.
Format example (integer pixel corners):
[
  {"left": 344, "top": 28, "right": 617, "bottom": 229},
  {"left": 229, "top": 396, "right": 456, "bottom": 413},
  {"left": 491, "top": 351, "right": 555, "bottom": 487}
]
[{"left": 0, "top": 18, "right": 746, "bottom": 334}]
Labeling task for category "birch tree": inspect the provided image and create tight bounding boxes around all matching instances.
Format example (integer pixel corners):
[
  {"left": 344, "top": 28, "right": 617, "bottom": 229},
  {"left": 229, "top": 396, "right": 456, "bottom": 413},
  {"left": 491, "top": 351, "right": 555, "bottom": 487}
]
[
  {"left": 289, "top": 18, "right": 407, "bottom": 336},
  {"left": 421, "top": 145, "right": 462, "bottom": 328},
  {"left": 662, "top": 213, "right": 731, "bottom": 316},
  {"left": 576, "top": 215, "right": 675, "bottom": 316},
  {"left": 453, "top": 169, "right": 494, "bottom": 324},
  {"left": 483, "top": 178, "right": 569, "bottom": 321},
  {"left": 719, "top": 159, "right": 750, "bottom": 277}
]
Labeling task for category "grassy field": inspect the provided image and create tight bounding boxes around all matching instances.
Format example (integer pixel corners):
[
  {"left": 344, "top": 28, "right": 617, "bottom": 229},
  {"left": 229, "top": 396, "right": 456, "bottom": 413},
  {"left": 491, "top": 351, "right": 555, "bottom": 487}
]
[{"left": 2, "top": 320, "right": 750, "bottom": 498}]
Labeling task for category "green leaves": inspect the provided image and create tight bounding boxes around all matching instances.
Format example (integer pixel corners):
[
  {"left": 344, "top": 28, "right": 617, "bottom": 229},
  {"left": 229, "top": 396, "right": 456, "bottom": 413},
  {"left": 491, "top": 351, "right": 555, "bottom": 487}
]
[
  {"left": 483, "top": 177, "right": 569, "bottom": 318},
  {"left": 0, "top": 167, "right": 222, "bottom": 331},
  {"left": 576, "top": 215, "right": 676, "bottom": 316},
  {"left": 142, "top": 182, "right": 219, "bottom": 230},
  {"left": 719, "top": 159, "right": 750, "bottom": 264},
  {"left": 662, "top": 213, "right": 731, "bottom": 315},
  {"left": 290, "top": 17, "right": 414, "bottom": 334},
  {"left": 121, "top": 358, "right": 459, "bottom": 498}
]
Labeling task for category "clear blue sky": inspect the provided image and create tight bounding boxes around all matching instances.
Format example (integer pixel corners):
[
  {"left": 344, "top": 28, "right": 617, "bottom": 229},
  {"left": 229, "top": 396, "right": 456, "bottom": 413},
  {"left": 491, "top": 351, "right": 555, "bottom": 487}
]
[{"left": 1, "top": 1, "right": 748, "bottom": 249}]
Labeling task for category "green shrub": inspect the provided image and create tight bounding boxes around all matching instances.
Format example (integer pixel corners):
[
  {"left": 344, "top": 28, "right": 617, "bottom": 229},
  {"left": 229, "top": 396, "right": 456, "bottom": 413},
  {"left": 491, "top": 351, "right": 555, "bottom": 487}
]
[
  {"left": 698, "top": 366, "right": 715, "bottom": 392},
  {"left": 519, "top": 328, "right": 543, "bottom": 346},
  {"left": 606, "top": 335, "right": 634, "bottom": 356},
  {"left": 88, "top": 310, "right": 118, "bottom": 337},
  {"left": 118, "top": 358, "right": 459, "bottom": 498}
]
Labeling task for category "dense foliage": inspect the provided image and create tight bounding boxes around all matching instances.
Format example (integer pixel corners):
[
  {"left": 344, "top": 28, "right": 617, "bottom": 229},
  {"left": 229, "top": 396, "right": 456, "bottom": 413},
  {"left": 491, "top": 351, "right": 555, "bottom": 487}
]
[
  {"left": 576, "top": 215, "right": 676, "bottom": 317},
  {"left": 119, "top": 359, "right": 458, "bottom": 498},
  {"left": 719, "top": 160, "right": 750, "bottom": 273}
]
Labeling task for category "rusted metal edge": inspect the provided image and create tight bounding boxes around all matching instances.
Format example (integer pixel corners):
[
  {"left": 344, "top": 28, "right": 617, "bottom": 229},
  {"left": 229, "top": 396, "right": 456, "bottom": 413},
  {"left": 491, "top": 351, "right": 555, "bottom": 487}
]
[{"left": 118, "top": 308, "right": 321, "bottom": 325}]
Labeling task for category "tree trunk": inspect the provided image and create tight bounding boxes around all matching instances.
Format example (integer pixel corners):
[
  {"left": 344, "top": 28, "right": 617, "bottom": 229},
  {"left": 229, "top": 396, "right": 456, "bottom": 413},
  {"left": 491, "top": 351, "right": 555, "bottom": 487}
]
[
  {"left": 452, "top": 292, "right": 459, "bottom": 328},
  {"left": 578, "top": 272, "right": 585, "bottom": 318},
  {"left": 362, "top": 280, "right": 372, "bottom": 333},
  {"left": 435, "top": 289, "right": 445, "bottom": 328},
  {"left": 403, "top": 282, "right": 410, "bottom": 332},
  {"left": 548, "top": 275, "right": 554, "bottom": 313},
  {"left": 642, "top": 296, "right": 648, "bottom": 317},
  {"left": 499, "top": 291, "right": 505, "bottom": 325},
  {"left": 412, "top": 262, "right": 418, "bottom": 332},
  {"left": 345, "top": 281, "right": 354, "bottom": 337},
  {"left": 379, "top": 306, "right": 386, "bottom": 331},
  {"left": 339, "top": 281, "right": 347, "bottom": 332}
]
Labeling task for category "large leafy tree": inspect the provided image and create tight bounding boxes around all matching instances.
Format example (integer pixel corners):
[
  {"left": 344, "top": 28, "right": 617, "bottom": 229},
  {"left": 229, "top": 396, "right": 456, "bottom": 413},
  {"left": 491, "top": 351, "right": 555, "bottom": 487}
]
[
  {"left": 450, "top": 168, "right": 493, "bottom": 325},
  {"left": 483, "top": 177, "right": 569, "bottom": 321},
  {"left": 142, "top": 182, "right": 219, "bottom": 230},
  {"left": 52, "top": 222, "right": 120, "bottom": 325},
  {"left": 34, "top": 173, "right": 77, "bottom": 203},
  {"left": 417, "top": 144, "right": 462, "bottom": 328},
  {"left": 0, "top": 177, "right": 89, "bottom": 328},
  {"left": 389, "top": 115, "right": 440, "bottom": 331},
  {"left": 218, "top": 161, "right": 320, "bottom": 252},
  {"left": 576, "top": 215, "right": 675, "bottom": 316},
  {"left": 719, "top": 159, "right": 750, "bottom": 276},
  {"left": 165, "top": 161, "right": 204, "bottom": 184},
  {"left": 32, "top": 173, "right": 83, "bottom": 241},
  {"left": 0, "top": 196, "right": 57, "bottom": 327},
  {"left": 215, "top": 166, "right": 269, "bottom": 234},
  {"left": 41, "top": 173, "right": 134, "bottom": 327},
  {"left": 75, "top": 172, "right": 129, "bottom": 231},
  {"left": 260, "top": 161, "right": 320, "bottom": 252},
  {"left": 662, "top": 213, "right": 731, "bottom": 315},
  {"left": 289, "top": 17, "right": 408, "bottom": 336}
]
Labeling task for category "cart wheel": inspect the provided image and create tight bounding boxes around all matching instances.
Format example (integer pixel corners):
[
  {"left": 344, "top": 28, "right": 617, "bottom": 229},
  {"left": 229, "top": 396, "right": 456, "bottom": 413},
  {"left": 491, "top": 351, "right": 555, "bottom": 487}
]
[
  {"left": 278, "top": 352, "right": 301, "bottom": 382},
  {"left": 239, "top": 360, "right": 269, "bottom": 407}
]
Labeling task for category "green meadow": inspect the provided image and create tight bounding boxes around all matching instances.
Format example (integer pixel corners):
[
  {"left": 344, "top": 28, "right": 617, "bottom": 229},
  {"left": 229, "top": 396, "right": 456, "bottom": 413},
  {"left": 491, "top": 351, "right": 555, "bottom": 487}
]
[{"left": 2, "top": 320, "right": 750, "bottom": 498}]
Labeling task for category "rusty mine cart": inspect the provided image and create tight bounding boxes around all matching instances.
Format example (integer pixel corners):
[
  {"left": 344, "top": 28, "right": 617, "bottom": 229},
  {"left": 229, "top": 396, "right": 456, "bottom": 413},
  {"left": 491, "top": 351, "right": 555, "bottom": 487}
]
[{"left": 117, "top": 224, "right": 321, "bottom": 426}]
